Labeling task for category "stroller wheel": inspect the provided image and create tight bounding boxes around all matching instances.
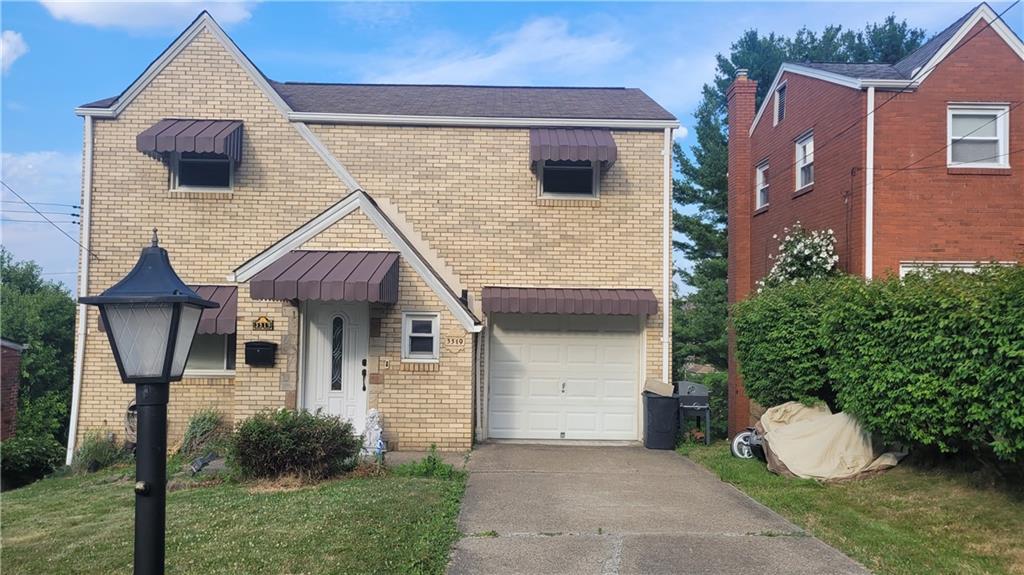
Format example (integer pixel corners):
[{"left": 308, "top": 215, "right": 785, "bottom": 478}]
[{"left": 731, "top": 431, "right": 755, "bottom": 459}]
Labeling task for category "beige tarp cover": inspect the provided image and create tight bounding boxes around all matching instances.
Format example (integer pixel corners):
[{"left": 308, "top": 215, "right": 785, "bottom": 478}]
[{"left": 759, "top": 402, "right": 905, "bottom": 481}]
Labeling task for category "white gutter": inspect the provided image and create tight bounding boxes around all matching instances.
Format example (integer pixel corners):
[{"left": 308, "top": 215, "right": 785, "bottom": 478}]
[
  {"left": 288, "top": 111, "right": 679, "bottom": 130},
  {"left": 864, "top": 87, "right": 875, "bottom": 280},
  {"left": 662, "top": 127, "right": 673, "bottom": 382},
  {"left": 66, "top": 116, "right": 94, "bottom": 465}
]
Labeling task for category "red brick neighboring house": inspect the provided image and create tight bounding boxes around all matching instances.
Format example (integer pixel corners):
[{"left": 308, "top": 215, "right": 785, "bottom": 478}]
[
  {"left": 726, "top": 4, "right": 1024, "bottom": 436},
  {"left": 2, "top": 339, "right": 27, "bottom": 440}
]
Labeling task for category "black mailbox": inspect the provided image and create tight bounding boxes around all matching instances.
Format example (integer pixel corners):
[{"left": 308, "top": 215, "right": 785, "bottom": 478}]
[{"left": 244, "top": 341, "right": 277, "bottom": 367}]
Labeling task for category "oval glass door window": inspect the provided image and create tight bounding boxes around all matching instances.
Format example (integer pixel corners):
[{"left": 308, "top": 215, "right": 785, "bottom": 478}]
[{"left": 331, "top": 316, "right": 344, "bottom": 391}]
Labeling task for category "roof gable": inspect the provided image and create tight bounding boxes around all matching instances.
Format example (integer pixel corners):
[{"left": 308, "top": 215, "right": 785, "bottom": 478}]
[{"left": 232, "top": 191, "right": 481, "bottom": 332}]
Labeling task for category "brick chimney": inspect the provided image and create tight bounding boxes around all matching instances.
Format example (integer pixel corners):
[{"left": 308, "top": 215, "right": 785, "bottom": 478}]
[{"left": 726, "top": 68, "right": 757, "bottom": 438}]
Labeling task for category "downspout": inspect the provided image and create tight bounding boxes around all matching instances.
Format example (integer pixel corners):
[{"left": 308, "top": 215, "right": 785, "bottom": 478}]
[
  {"left": 662, "top": 127, "right": 673, "bottom": 383},
  {"left": 66, "top": 115, "right": 94, "bottom": 465},
  {"left": 864, "top": 87, "right": 875, "bottom": 280}
]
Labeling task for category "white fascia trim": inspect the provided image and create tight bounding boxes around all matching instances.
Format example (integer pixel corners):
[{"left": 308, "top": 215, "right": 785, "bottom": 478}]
[
  {"left": 864, "top": 86, "right": 875, "bottom": 281},
  {"left": 661, "top": 127, "right": 672, "bottom": 383},
  {"left": 748, "top": 63, "right": 911, "bottom": 135},
  {"left": 288, "top": 111, "right": 679, "bottom": 130},
  {"left": 913, "top": 5, "right": 1024, "bottom": 85},
  {"left": 231, "top": 191, "right": 481, "bottom": 332},
  {"left": 292, "top": 122, "right": 361, "bottom": 192},
  {"left": 75, "top": 13, "right": 291, "bottom": 119},
  {"left": 66, "top": 116, "right": 94, "bottom": 466},
  {"left": 233, "top": 192, "right": 363, "bottom": 282}
]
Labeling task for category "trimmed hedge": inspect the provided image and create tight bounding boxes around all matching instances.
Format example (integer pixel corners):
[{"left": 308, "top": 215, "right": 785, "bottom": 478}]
[
  {"left": 734, "top": 266, "right": 1024, "bottom": 460},
  {"left": 229, "top": 409, "right": 362, "bottom": 480}
]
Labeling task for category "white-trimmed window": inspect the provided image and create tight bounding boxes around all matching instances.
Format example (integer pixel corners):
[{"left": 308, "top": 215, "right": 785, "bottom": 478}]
[
  {"left": 899, "top": 260, "right": 1015, "bottom": 278},
  {"left": 795, "top": 132, "right": 814, "bottom": 190},
  {"left": 185, "top": 333, "right": 236, "bottom": 376},
  {"left": 402, "top": 312, "right": 440, "bottom": 362},
  {"left": 948, "top": 105, "right": 1009, "bottom": 168},
  {"left": 172, "top": 152, "right": 233, "bottom": 191},
  {"left": 755, "top": 162, "right": 770, "bottom": 209},
  {"left": 538, "top": 160, "right": 599, "bottom": 198},
  {"left": 773, "top": 84, "right": 787, "bottom": 126}
]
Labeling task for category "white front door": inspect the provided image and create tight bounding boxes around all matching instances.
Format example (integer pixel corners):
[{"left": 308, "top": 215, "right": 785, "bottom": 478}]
[
  {"left": 303, "top": 301, "right": 369, "bottom": 433},
  {"left": 488, "top": 314, "right": 642, "bottom": 440}
]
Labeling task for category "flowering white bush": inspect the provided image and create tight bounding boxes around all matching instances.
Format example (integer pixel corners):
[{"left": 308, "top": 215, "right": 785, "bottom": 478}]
[{"left": 758, "top": 222, "right": 839, "bottom": 290}]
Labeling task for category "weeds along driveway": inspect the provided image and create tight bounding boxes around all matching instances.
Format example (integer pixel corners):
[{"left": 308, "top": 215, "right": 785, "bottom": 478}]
[{"left": 448, "top": 443, "right": 869, "bottom": 575}]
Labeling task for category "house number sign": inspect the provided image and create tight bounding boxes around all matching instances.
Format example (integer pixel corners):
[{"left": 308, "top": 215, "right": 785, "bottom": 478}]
[
  {"left": 443, "top": 336, "right": 466, "bottom": 353},
  {"left": 253, "top": 316, "right": 275, "bottom": 331}
]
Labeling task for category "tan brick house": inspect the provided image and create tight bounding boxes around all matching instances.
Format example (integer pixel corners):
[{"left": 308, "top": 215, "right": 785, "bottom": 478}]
[
  {"left": 726, "top": 3, "right": 1024, "bottom": 435},
  {"left": 66, "top": 12, "right": 676, "bottom": 461}
]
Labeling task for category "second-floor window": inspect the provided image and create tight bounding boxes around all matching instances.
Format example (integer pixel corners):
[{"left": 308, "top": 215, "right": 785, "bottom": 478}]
[
  {"left": 755, "top": 162, "right": 770, "bottom": 209},
  {"left": 948, "top": 105, "right": 1009, "bottom": 168},
  {"left": 773, "top": 84, "right": 787, "bottom": 125},
  {"left": 172, "top": 153, "right": 233, "bottom": 190},
  {"left": 795, "top": 132, "right": 814, "bottom": 190},
  {"left": 538, "top": 160, "right": 598, "bottom": 197}
]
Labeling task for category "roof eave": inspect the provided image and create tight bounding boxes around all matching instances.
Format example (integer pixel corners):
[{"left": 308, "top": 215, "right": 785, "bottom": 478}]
[{"left": 287, "top": 111, "right": 678, "bottom": 129}]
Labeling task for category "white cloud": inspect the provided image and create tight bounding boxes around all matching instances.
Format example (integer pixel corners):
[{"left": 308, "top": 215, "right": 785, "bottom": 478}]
[
  {"left": 674, "top": 126, "right": 689, "bottom": 141},
  {"left": 333, "top": 3, "right": 412, "bottom": 27},
  {"left": 2, "top": 31, "right": 28, "bottom": 73},
  {"left": 367, "top": 17, "right": 630, "bottom": 85},
  {"left": 1, "top": 151, "right": 83, "bottom": 287},
  {"left": 40, "top": 1, "right": 256, "bottom": 31}
]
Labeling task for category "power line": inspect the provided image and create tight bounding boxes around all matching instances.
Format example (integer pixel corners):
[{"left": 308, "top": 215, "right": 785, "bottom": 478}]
[
  {"left": 1, "top": 199, "right": 80, "bottom": 209},
  {"left": 2, "top": 209, "right": 81, "bottom": 216},
  {"left": 3, "top": 218, "right": 80, "bottom": 224},
  {"left": 0, "top": 180, "right": 99, "bottom": 260},
  {"left": 876, "top": 101, "right": 1022, "bottom": 182},
  {"left": 874, "top": 148, "right": 1023, "bottom": 174},
  {"left": 766, "top": 0, "right": 1020, "bottom": 188}
]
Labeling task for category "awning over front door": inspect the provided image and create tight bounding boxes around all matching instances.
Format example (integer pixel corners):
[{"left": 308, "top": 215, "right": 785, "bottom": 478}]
[
  {"left": 482, "top": 286, "right": 657, "bottom": 316},
  {"left": 249, "top": 250, "right": 399, "bottom": 302}
]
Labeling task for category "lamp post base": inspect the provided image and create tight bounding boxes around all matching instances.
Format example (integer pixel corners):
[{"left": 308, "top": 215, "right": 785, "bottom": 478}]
[{"left": 134, "top": 382, "right": 169, "bottom": 575}]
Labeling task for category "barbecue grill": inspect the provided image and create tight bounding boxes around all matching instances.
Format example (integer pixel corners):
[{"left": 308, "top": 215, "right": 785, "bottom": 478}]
[{"left": 678, "top": 381, "right": 712, "bottom": 445}]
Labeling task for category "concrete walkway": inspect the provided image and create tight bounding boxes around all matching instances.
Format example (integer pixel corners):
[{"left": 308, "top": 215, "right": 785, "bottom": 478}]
[{"left": 448, "top": 444, "right": 869, "bottom": 575}]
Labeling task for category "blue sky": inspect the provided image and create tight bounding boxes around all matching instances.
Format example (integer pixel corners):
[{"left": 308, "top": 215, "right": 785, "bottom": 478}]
[{"left": 1, "top": 1, "right": 1020, "bottom": 290}]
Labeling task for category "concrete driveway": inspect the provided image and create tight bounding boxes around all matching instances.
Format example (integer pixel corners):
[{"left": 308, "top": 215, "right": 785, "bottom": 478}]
[{"left": 448, "top": 444, "right": 869, "bottom": 575}]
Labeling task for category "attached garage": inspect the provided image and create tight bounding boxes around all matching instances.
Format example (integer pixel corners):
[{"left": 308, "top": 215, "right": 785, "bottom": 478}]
[{"left": 488, "top": 314, "right": 644, "bottom": 440}]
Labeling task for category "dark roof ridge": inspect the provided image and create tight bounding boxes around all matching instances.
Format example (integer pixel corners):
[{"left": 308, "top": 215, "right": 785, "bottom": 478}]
[{"left": 273, "top": 80, "right": 631, "bottom": 90}]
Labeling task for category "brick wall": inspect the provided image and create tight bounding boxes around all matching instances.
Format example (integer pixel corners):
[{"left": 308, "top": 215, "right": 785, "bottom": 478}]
[
  {"left": 76, "top": 28, "right": 668, "bottom": 451},
  {"left": 1, "top": 346, "right": 22, "bottom": 440},
  {"left": 872, "top": 23, "right": 1024, "bottom": 275}
]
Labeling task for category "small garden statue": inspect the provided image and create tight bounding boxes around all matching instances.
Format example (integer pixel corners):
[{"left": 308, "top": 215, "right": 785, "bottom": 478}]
[{"left": 363, "top": 409, "right": 385, "bottom": 461}]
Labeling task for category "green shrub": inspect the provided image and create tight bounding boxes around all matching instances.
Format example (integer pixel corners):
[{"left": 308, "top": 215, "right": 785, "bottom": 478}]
[
  {"left": 824, "top": 266, "right": 1024, "bottom": 460},
  {"left": 229, "top": 409, "right": 361, "bottom": 480},
  {"left": 732, "top": 276, "right": 852, "bottom": 406},
  {"left": 391, "top": 445, "right": 462, "bottom": 480},
  {"left": 1, "top": 433, "right": 64, "bottom": 489},
  {"left": 179, "top": 409, "right": 225, "bottom": 457},
  {"left": 71, "top": 432, "right": 124, "bottom": 474},
  {"left": 734, "top": 266, "right": 1024, "bottom": 461},
  {"left": 16, "top": 391, "right": 70, "bottom": 445}
]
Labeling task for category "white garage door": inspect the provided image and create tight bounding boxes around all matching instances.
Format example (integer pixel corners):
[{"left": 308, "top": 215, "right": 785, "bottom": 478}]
[{"left": 488, "top": 314, "right": 641, "bottom": 440}]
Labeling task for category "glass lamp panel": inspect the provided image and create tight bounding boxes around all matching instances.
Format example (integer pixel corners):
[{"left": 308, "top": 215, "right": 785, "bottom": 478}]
[
  {"left": 170, "top": 304, "right": 203, "bottom": 379},
  {"left": 105, "top": 302, "right": 173, "bottom": 379}
]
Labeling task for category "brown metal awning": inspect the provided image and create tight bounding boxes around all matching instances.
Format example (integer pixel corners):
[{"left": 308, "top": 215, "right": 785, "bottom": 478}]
[
  {"left": 249, "top": 251, "right": 400, "bottom": 302},
  {"left": 530, "top": 128, "right": 617, "bottom": 166},
  {"left": 136, "top": 119, "right": 244, "bottom": 164},
  {"left": 97, "top": 284, "right": 237, "bottom": 335},
  {"left": 482, "top": 287, "right": 657, "bottom": 316}
]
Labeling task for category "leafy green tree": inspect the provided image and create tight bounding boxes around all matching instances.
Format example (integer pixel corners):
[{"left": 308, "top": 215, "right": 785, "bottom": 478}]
[
  {"left": 673, "top": 16, "right": 925, "bottom": 371},
  {"left": 1, "top": 249, "right": 75, "bottom": 401}
]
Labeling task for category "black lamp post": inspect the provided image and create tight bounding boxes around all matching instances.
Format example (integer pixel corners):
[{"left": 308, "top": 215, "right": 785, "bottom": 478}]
[{"left": 80, "top": 230, "right": 217, "bottom": 575}]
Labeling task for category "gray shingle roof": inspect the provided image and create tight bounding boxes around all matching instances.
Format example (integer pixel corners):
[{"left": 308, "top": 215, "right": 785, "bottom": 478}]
[
  {"left": 893, "top": 6, "right": 977, "bottom": 77},
  {"left": 797, "top": 62, "right": 907, "bottom": 80},
  {"left": 271, "top": 82, "right": 676, "bottom": 120}
]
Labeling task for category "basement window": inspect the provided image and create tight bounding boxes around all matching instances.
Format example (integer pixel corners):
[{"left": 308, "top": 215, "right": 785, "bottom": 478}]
[
  {"left": 172, "top": 153, "right": 233, "bottom": 190},
  {"left": 402, "top": 312, "right": 440, "bottom": 362},
  {"left": 948, "top": 105, "right": 1009, "bottom": 168},
  {"left": 538, "top": 160, "right": 599, "bottom": 198},
  {"left": 795, "top": 132, "right": 814, "bottom": 190}
]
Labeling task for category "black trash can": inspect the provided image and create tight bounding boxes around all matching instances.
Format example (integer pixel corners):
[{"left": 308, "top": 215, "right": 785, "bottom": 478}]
[{"left": 643, "top": 391, "right": 679, "bottom": 449}]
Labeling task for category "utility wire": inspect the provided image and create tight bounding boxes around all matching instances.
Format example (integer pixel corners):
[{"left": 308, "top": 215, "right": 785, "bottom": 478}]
[
  {"left": 0, "top": 180, "right": 99, "bottom": 260},
  {"left": 2, "top": 218, "right": 80, "bottom": 224},
  {"left": 766, "top": 0, "right": 1020, "bottom": 188},
  {"left": 1, "top": 199, "right": 80, "bottom": 209},
  {"left": 875, "top": 101, "right": 1021, "bottom": 182},
  {"left": 874, "top": 148, "right": 1023, "bottom": 173},
  {"left": 2, "top": 209, "right": 81, "bottom": 216}
]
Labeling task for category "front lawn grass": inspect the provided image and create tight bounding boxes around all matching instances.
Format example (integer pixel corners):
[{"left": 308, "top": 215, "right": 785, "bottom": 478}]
[
  {"left": 679, "top": 442, "right": 1024, "bottom": 575},
  {"left": 2, "top": 464, "right": 465, "bottom": 574}
]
